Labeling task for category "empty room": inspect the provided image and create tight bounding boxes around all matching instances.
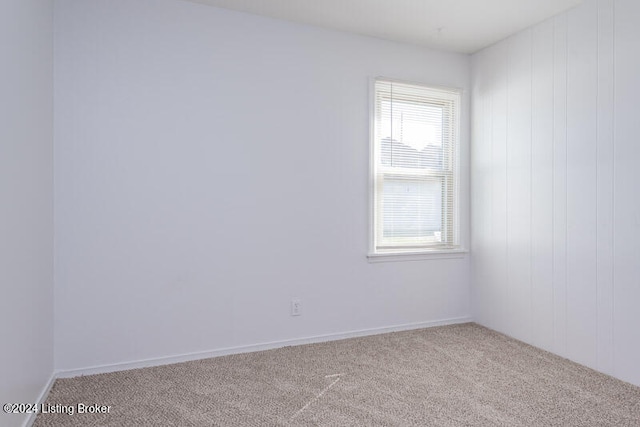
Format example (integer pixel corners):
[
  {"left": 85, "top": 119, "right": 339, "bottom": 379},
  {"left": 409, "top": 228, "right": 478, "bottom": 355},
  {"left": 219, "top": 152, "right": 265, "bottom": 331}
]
[{"left": 2, "top": 0, "right": 640, "bottom": 426}]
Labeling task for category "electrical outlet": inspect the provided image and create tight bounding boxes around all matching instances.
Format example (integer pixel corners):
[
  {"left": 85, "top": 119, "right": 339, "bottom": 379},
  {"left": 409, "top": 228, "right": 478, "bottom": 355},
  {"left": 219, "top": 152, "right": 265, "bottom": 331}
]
[{"left": 291, "top": 298, "right": 301, "bottom": 316}]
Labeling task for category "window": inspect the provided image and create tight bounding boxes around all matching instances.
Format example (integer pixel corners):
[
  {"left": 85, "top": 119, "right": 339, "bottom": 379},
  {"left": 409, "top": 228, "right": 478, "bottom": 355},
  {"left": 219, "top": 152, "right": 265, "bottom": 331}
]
[{"left": 371, "top": 78, "right": 461, "bottom": 256}]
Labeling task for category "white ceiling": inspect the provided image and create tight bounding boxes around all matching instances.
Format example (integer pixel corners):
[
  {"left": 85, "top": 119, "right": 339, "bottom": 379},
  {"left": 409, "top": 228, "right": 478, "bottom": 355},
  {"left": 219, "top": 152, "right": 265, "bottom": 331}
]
[{"left": 184, "top": 0, "right": 583, "bottom": 54}]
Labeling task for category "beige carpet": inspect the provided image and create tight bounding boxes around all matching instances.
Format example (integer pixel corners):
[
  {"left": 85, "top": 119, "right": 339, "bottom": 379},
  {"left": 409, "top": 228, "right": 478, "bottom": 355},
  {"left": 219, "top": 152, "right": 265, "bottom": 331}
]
[{"left": 34, "top": 323, "right": 640, "bottom": 426}]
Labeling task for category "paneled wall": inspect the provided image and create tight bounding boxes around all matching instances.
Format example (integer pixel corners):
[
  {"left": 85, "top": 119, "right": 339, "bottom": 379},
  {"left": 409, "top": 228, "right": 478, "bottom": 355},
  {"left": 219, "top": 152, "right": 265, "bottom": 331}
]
[{"left": 471, "top": 0, "right": 640, "bottom": 386}]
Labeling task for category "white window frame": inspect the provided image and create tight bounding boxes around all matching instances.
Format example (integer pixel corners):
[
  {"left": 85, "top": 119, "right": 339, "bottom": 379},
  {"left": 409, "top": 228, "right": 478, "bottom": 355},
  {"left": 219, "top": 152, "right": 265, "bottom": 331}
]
[{"left": 368, "top": 77, "right": 466, "bottom": 262}]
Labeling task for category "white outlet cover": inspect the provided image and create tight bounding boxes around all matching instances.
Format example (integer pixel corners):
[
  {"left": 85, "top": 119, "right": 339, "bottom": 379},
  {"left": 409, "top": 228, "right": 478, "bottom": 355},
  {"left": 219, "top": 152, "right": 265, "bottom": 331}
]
[{"left": 291, "top": 298, "right": 301, "bottom": 316}]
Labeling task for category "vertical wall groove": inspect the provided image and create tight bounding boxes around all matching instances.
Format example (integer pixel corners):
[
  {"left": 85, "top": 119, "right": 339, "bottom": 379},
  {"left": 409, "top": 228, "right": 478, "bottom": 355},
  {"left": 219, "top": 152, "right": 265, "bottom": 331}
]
[
  {"left": 505, "top": 39, "right": 510, "bottom": 337},
  {"left": 563, "top": 13, "right": 568, "bottom": 355},
  {"left": 551, "top": 21, "right": 556, "bottom": 340},
  {"left": 529, "top": 29, "right": 534, "bottom": 341},
  {"left": 595, "top": 2, "right": 600, "bottom": 367},
  {"left": 611, "top": 0, "right": 616, "bottom": 377}
]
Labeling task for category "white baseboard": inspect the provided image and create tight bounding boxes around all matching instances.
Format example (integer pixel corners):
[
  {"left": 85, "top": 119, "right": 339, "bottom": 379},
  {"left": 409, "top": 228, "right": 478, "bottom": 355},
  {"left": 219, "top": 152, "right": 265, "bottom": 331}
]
[
  {"left": 56, "top": 316, "right": 472, "bottom": 379},
  {"left": 23, "top": 372, "right": 56, "bottom": 427}
]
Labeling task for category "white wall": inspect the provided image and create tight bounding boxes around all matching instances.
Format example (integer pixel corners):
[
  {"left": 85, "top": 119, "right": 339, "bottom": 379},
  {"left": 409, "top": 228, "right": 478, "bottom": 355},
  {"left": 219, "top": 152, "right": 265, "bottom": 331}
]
[
  {"left": 54, "top": 0, "right": 471, "bottom": 371},
  {"left": 471, "top": 0, "right": 640, "bottom": 386},
  {"left": 0, "top": 0, "right": 54, "bottom": 426}
]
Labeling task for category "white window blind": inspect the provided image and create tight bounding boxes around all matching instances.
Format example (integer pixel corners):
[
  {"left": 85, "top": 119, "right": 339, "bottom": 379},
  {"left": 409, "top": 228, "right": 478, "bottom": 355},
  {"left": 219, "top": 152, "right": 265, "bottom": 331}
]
[{"left": 372, "top": 78, "right": 460, "bottom": 253}]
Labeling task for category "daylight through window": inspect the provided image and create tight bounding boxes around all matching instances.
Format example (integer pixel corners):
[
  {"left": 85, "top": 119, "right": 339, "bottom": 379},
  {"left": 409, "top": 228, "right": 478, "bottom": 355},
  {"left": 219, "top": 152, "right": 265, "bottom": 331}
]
[{"left": 372, "top": 79, "right": 460, "bottom": 253}]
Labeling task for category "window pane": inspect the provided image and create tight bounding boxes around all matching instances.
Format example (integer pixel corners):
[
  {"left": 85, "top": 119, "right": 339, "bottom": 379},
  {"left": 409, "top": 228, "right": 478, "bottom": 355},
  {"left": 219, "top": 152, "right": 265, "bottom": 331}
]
[
  {"left": 382, "top": 176, "right": 442, "bottom": 241},
  {"left": 379, "top": 100, "right": 444, "bottom": 170}
]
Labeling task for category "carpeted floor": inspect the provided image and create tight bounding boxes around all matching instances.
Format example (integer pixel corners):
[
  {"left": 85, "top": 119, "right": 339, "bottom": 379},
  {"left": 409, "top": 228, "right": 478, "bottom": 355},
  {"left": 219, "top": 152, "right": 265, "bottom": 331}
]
[{"left": 34, "top": 323, "right": 640, "bottom": 426}]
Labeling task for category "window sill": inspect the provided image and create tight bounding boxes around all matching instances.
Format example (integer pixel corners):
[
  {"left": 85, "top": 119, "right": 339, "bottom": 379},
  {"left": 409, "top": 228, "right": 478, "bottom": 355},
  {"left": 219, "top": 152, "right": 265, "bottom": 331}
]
[{"left": 367, "top": 249, "right": 468, "bottom": 263}]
